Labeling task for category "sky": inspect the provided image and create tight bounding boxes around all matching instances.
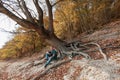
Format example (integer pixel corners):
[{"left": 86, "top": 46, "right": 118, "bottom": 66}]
[
  {"left": 0, "top": 0, "right": 37, "bottom": 49},
  {"left": 0, "top": 0, "right": 49, "bottom": 49},
  {"left": 0, "top": 14, "right": 17, "bottom": 49}
]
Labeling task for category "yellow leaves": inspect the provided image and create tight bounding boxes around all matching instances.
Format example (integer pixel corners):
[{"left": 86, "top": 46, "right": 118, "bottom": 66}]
[
  {"left": 0, "top": 27, "right": 45, "bottom": 59},
  {"left": 0, "top": 48, "right": 17, "bottom": 59},
  {"left": 54, "top": 0, "right": 118, "bottom": 40}
]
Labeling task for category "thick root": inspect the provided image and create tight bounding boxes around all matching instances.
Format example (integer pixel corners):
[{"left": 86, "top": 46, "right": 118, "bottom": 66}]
[
  {"left": 84, "top": 42, "right": 107, "bottom": 60},
  {"left": 65, "top": 41, "right": 107, "bottom": 60}
]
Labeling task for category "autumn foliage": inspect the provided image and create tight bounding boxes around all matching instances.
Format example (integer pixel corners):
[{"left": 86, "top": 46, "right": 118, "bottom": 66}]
[{"left": 0, "top": 27, "right": 46, "bottom": 59}]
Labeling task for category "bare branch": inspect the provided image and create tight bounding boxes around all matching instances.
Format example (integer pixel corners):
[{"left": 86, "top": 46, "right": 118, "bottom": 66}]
[
  {"left": 0, "top": 0, "right": 2, "bottom": 4},
  {"left": 0, "top": 1, "right": 48, "bottom": 39},
  {"left": 0, "top": 28, "right": 36, "bottom": 34},
  {"left": 0, "top": 0, "right": 3, "bottom": 7},
  {"left": 33, "top": 0, "right": 44, "bottom": 25},
  {"left": 0, "top": 4, "right": 36, "bottom": 29},
  {"left": 17, "top": 0, "right": 34, "bottom": 22},
  {"left": 45, "top": 0, "right": 54, "bottom": 32},
  {"left": 21, "top": 0, "right": 34, "bottom": 22},
  {"left": 2, "top": 2, "right": 24, "bottom": 19},
  {"left": 17, "top": 0, "right": 25, "bottom": 15}
]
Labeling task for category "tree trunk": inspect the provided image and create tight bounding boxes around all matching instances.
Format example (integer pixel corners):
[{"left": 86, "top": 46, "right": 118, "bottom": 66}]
[
  {"left": 36, "top": 28, "right": 68, "bottom": 51},
  {"left": 46, "top": 35, "right": 67, "bottom": 50}
]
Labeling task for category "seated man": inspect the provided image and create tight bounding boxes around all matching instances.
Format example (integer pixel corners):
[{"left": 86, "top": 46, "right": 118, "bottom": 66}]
[{"left": 44, "top": 47, "right": 58, "bottom": 68}]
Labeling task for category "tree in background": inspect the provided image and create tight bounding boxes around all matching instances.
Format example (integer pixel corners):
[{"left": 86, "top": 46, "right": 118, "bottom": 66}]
[
  {"left": 54, "top": 0, "right": 119, "bottom": 39},
  {"left": 0, "top": 27, "right": 46, "bottom": 59}
]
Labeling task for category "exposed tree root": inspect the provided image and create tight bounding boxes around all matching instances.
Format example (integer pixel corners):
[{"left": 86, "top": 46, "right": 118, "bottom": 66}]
[
  {"left": 28, "top": 41, "right": 107, "bottom": 80},
  {"left": 83, "top": 42, "right": 108, "bottom": 60},
  {"left": 33, "top": 59, "right": 45, "bottom": 66},
  {"left": 32, "top": 41, "right": 108, "bottom": 73},
  {"left": 65, "top": 41, "right": 107, "bottom": 60}
]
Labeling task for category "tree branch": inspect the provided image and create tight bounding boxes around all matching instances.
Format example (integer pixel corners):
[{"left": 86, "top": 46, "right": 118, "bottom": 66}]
[
  {"left": 45, "top": 0, "right": 54, "bottom": 33},
  {"left": 17, "top": 0, "right": 34, "bottom": 22},
  {"left": 0, "top": 1, "right": 49, "bottom": 40},
  {"left": 0, "top": 0, "right": 1, "bottom": 2},
  {"left": 33, "top": 0, "right": 44, "bottom": 25},
  {"left": 2, "top": 2, "right": 24, "bottom": 19},
  {"left": 17, "top": 0, "right": 25, "bottom": 16},
  {"left": 0, "top": 3, "right": 37, "bottom": 30},
  {"left": 0, "top": 3, "right": 22, "bottom": 25},
  {"left": 0, "top": 28, "right": 36, "bottom": 34}
]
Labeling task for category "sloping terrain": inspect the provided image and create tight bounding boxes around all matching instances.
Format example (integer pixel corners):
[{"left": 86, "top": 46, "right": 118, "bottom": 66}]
[{"left": 0, "top": 20, "right": 120, "bottom": 80}]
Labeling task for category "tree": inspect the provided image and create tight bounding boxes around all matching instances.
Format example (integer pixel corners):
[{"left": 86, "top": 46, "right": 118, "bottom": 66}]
[
  {"left": 0, "top": 0, "right": 109, "bottom": 79},
  {"left": 0, "top": 0, "right": 67, "bottom": 52},
  {"left": 0, "top": 27, "right": 46, "bottom": 59},
  {"left": 54, "top": 0, "right": 116, "bottom": 38}
]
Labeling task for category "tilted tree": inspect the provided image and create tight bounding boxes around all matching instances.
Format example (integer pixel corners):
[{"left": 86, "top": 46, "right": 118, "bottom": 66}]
[
  {"left": 0, "top": 0, "right": 67, "bottom": 51},
  {"left": 0, "top": 0, "right": 108, "bottom": 61},
  {"left": 0, "top": 1, "right": 109, "bottom": 79}
]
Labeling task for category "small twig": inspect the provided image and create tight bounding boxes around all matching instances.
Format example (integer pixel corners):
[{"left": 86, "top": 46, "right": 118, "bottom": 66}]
[{"left": 0, "top": 28, "right": 36, "bottom": 34}]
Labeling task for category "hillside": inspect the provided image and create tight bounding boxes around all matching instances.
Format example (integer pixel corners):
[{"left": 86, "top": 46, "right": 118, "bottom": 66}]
[{"left": 0, "top": 20, "right": 120, "bottom": 80}]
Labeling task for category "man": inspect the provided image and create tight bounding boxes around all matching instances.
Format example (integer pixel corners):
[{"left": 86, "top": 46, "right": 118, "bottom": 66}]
[{"left": 44, "top": 47, "right": 58, "bottom": 68}]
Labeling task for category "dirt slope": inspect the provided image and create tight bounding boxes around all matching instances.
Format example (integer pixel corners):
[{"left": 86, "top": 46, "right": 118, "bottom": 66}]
[{"left": 0, "top": 20, "right": 120, "bottom": 80}]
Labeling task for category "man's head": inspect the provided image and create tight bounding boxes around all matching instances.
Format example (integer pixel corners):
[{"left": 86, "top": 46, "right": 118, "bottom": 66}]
[{"left": 50, "top": 46, "right": 55, "bottom": 50}]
